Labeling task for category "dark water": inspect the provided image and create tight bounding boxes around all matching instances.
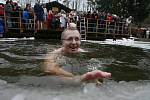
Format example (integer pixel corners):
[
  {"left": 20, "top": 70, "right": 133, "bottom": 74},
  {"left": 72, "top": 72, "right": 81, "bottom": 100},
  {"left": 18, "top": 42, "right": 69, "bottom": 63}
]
[{"left": 0, "top": 38, "right": 150, "bottom": 100}]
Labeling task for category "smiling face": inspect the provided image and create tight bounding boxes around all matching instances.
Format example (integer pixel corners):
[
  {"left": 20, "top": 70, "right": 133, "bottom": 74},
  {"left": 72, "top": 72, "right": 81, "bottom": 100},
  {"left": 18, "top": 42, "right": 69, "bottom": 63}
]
[{"left": 62, "top": 30, "right": 81, "bottom": 54}]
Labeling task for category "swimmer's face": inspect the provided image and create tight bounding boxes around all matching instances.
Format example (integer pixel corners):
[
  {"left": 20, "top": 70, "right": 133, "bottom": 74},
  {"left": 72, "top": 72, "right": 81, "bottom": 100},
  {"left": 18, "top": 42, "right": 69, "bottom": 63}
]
[{"left": 62, "top": 30, "right": 81, "bottom": 54}]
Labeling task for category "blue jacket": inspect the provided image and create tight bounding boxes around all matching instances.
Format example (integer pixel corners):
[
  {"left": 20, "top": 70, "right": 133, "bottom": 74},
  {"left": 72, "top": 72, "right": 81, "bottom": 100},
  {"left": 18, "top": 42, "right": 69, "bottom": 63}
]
[
  {"left": 0, "top": 19, "right": 4, "bottom": 33},
  {"left": 22, "top": 10, "right": 29, "bottom": 19}
]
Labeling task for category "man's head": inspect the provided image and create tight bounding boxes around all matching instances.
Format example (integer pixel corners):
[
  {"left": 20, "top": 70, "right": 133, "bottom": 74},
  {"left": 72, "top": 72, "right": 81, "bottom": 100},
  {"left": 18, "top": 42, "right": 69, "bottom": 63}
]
[{"left": 61, "top": 23, "right": 81, "bottom": 54}]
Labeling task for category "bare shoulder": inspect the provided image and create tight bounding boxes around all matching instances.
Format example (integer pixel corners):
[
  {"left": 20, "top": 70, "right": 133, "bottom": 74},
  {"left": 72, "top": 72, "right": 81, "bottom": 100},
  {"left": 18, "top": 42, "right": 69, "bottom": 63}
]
[
  {"left": 78, "top": 48, "right": 88, "bottom": 52},
  {"left": 43, "top": 48, "right": 62, "bottom": 72},
  {"left": 53, "top": 48, "right": 63, "bottom": 53},
  {"left": 45, "top": 48, "right": 62, "bottom": 59}
]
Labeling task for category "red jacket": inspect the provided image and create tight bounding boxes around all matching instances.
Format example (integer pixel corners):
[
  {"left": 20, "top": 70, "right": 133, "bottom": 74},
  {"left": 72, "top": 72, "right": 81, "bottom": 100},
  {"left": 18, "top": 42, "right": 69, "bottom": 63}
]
[
  {"left": 0, "top": 5, "right": 4, "bottom": 16},
  {"left": 107, "top": 15, "right": 113, "bottom": 22},
  {"left": 47, "top": 13, "right": 53, "bottom": 22}
]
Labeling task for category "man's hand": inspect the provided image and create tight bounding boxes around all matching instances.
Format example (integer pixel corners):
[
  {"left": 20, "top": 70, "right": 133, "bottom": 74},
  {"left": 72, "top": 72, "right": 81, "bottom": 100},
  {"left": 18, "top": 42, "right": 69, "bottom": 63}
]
[{"left": 81, "top": 70, "right": 111, "bottom": 81}]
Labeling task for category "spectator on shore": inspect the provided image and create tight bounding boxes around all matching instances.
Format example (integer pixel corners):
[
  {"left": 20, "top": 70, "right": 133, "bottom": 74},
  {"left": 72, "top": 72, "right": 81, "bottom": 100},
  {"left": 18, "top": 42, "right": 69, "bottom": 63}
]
[
  {"left": 11, "top": 2, "right": 20, "bottom": 28},
  {"left": 59, "top": 10, "right": 67, "bottom": 29},
  {"left": 0, "top": 18, "right": 4, "bottom": 37},
  {"left": 34, "top": 2, "right": 44, "bottom": 30},
  {"left": 0, "top": 4, "right": 4, "bottom": 17},
  {"left": 106, "top": 13, "right": 113, "bottom": 33},
  {"left": 47, "top": 10, "right": 53, "bottom": 29},
  {"left": 146, "top": 28, "right": 150, "bottom": 39},
  {"left": 126, "top": 16, "right": 132, "bottom": 27},
  {"left": 51, "top": 14, "right": 60, "bottom": 29},
  {"left": 22, "top": 5, "right": 30, "bottom": 29},
  {"left": 69, "top": 10, "right": 76, "bottom": 23},
  {"left": 91, "top": 11, "right": 98, "bottom": 32},
  {"left": 5, "top": 0, "right": 13, "bottom": 28},
  {"left": 43, "top": 4, "right": 48, "bottom": 29}
]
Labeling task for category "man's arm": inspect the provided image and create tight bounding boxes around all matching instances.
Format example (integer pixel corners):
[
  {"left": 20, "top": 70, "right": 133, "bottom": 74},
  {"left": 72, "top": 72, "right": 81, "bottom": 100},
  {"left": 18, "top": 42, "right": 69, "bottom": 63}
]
[
  {"left": 43, "top": 57, "right": 111, "bottom": 82},
  {"left": 43, "top": 52, "right": 74, "bottom": 77},
  {"left": 43, "top": 51, "right": 111, "bottom": 82}
]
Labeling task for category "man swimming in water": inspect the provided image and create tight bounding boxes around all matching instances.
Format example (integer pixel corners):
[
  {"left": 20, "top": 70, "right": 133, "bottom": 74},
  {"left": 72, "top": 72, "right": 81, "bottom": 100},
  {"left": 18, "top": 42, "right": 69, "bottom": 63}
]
[{"left": 43, "top": 23, "right": 111, "bottom": 84}]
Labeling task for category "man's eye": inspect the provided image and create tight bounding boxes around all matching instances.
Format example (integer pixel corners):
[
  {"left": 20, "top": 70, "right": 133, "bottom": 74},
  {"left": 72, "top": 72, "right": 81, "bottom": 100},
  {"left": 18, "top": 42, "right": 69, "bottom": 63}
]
[
  {"left": 67, "top": 38, "right": 73, "bottom": 41},
  {"left": 65, "top": 37, "right": 80, "bottom": 41},
  {"left": 75, "top": 38, "right": 79, "bottom": 41}
]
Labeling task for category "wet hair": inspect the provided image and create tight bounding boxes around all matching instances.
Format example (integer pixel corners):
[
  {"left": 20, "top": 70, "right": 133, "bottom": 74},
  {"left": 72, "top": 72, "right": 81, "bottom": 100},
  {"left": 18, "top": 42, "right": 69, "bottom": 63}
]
[{"left": 61, "top": 23, "right": 80, "bottom": 40}]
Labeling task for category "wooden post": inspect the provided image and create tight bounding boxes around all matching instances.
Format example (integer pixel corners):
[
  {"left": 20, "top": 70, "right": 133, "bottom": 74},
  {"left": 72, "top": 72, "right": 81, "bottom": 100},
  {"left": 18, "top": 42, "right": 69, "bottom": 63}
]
[
  {"left": 19, "top": 11, "right": 22, "bottom": 33},
  {"left": 87, "top": 18, "right": 88, "bottom": 33},
  {"left": 4, "top": 9, "right": 7, "bottom": 32},
  {"left": 96, "top": 19, "right": 98, "bottom": 33},
  {"left": 34, "top": 14, "right": 36, "bottom": 34},
  {"left": 105, "top": 20, "right": 108, "bottom": 33}
]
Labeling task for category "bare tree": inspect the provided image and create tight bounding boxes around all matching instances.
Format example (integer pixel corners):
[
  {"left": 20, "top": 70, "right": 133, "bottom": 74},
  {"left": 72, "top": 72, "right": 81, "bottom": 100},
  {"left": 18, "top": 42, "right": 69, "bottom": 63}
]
[
  {"left": 63, "top": 0, "right": 70, "bottom": 7},
  {"left": 70, "top": 0, "right": 81, "bottom": 11},
  {"left": 63, "top": 0, "right": 83, "bottom": 11}
]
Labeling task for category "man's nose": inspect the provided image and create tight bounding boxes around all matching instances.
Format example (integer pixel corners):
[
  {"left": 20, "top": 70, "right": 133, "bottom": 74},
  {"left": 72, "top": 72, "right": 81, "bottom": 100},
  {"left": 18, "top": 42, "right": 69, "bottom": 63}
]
[{"left": 72, "top": 39, "right": 76, "bottom": 43}]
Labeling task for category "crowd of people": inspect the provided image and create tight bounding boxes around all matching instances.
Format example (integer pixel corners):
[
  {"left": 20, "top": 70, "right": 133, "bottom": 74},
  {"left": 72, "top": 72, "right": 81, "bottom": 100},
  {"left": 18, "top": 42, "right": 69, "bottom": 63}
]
[
  {"left": 0, "top": 0, "right": 149, "bottom": 38},
  {"left": 0, "top": 0, "right": 77, "bottom": 31}
]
